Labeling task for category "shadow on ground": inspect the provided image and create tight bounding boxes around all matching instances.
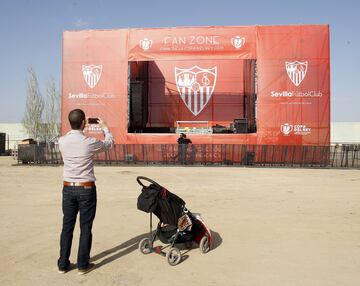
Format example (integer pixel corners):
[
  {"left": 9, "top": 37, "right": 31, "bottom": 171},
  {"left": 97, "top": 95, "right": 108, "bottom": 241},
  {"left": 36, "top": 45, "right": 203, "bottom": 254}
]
[
  {"left": 210, "top": 229, "right": 223, "bottom": 250},
  {"left": 90, "top": 233, "right": 149, "bottom": 268},
  {"left": 90, "top": 229, "right": 222, "bottom": 269}
]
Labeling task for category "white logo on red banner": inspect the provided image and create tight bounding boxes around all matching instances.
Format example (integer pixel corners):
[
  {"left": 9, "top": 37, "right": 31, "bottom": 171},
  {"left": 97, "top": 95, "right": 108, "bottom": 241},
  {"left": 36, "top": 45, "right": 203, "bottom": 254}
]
[
  {"left": 231, "top": 36, "right": 245, "bottom": 49},
  {"left": 285, "top": 61, "right": 308, "bottom": 86},
  {"left": 175, "top": 66, "right": 217, "bottom": 116},
  {"left": 139, "top": 38, "right": 152, "bottom": 51},
  {"left": 280, "top": 123, "right": 293, "bottom": 135},
  {"left": 82, "top": 64, "right": 102, "bottom": 89},
  {"left": 281, "top": 123, "right": 311, "bottom": 135}
]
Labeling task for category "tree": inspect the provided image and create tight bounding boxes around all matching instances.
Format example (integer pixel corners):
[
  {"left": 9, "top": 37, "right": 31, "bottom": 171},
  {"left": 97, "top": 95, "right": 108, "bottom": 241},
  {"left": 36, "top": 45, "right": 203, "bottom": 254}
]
[
  {"left": 43, "top": 78, "right": 61, "bottom": 141},
  {"left": 22, "top": 67, "right": 44, "bottom": 140}
]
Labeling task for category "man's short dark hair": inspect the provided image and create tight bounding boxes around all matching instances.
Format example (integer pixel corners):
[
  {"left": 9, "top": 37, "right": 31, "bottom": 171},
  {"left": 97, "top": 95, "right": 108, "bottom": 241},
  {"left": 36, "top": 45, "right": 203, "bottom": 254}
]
[{"left": 68, "top": 109, "right": 85, "bottom": 130}]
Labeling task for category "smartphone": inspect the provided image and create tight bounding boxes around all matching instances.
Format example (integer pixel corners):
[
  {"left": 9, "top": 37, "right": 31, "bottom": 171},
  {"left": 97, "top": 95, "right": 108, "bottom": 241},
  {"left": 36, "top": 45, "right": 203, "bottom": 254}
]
[{"left": 88, "top": 118, "right": 99, "bottom": 124}]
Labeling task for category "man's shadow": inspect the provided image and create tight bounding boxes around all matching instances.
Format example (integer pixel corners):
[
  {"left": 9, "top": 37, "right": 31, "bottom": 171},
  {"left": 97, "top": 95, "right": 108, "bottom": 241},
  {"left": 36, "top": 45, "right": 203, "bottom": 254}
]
[
  {"left": 90, "top": 232, "right": 149, "bottom": 268},
  {"left": 90, "top": 229, "right": 223, "bottom": 268}
]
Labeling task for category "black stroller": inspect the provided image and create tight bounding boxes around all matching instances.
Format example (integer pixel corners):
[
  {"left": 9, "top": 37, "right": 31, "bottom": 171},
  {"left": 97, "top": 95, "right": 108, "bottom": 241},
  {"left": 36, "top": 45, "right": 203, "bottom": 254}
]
[{"left": 136, "top": 176, "right": 211, "bottom": 266}]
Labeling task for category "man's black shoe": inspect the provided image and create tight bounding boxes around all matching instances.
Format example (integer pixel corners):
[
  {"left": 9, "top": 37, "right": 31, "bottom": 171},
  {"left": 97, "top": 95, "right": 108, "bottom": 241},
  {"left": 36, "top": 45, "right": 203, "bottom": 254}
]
[
  {"left": 78, "top": 263, "right": 95, "bottom": 275},
  {"left": 58, "top": 268, "right": 67, "bottom": 274}
]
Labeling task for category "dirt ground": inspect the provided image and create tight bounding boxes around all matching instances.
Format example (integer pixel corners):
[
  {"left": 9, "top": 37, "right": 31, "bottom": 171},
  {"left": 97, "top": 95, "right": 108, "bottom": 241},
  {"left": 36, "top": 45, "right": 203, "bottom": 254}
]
[{"left": 0, "top": 156, "right": 359, "bottom": 286}]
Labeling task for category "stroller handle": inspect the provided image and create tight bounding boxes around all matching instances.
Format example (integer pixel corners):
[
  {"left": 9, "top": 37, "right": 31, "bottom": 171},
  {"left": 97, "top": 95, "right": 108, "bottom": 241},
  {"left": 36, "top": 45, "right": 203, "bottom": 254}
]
[{"left": 136, "top": 176, "right": 162, "bottom": 188}]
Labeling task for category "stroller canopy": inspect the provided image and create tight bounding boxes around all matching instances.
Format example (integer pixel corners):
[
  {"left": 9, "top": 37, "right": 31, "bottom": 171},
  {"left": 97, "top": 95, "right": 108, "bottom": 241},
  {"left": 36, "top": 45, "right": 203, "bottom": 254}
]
[{"left": 137, "top": 177, "right": 186, "bottom": 226}]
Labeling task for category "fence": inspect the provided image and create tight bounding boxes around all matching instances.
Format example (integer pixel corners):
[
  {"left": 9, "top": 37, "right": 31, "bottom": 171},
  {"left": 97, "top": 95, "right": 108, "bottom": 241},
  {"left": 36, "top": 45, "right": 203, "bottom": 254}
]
[
  {"left": 330, "top": 144, "right": 360, "bottom": 168},
  {"left": 15, "top": 143, "right": 360, "bottom": 168},
  {"left": 17, "top": 143, "right": 61, "bottom": 164}
]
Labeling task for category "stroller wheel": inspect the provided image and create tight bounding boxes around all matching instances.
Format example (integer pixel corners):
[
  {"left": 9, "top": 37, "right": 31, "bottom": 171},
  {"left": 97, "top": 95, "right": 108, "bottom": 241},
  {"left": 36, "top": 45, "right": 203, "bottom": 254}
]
[
  {"left": 199, "top": 235, "right": 210, "bottom": 253},
  {"left": 139, "top": 238, "right": 152, "bottom": 254},
  {"left": 166, "top": 247, "right": 181, "bottom": 266}
]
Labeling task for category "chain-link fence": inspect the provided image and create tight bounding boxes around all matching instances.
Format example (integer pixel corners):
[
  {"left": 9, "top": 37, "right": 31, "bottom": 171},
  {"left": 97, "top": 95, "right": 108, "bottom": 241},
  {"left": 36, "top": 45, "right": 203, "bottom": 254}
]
[{"left": 15, "top": 143, "right": 360, "bottom": 168}]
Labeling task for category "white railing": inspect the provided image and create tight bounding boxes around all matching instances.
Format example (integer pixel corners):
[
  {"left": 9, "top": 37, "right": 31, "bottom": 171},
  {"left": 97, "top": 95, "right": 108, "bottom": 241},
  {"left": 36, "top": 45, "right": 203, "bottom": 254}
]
[{"left": 175, "top": 121, "right": 213, "bottom": 134}]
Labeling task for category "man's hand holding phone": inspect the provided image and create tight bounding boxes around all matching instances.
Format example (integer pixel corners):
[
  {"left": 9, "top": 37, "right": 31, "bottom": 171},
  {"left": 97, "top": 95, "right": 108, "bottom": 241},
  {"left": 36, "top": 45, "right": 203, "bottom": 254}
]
[
  {"left": 97, "top": 118, "right": 108, "bottom": 129},
  {"left": 87, "top": 117, "right": 108, "bottom": 130},
  {"left": 87, "top": 117, "right": 99, "bottom": 124}
]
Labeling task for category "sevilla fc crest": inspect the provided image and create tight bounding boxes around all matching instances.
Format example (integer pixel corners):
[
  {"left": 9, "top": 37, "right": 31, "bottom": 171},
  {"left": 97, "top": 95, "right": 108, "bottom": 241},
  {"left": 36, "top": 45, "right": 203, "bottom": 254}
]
[
  {"left": 82, "top": 64, "right": 102, "bottom": 89},
  {"left": 175, "top": 66, "right": 217, "bottom": 116},
  {"left": 139, "top": 38, "right": 152, "bottom": 51},
  {"left": 231, "top": 36, "right": 245, "bottom": 49},
  {"left": 285, "top": 61, "right": 308, "bottom": 87}
]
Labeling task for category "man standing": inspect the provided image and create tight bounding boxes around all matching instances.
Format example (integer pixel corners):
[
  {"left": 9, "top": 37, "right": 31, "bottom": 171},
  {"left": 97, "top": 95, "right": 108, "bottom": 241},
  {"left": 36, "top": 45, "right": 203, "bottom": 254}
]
[
  {"left": 57, "top": 109, "right": 114, "bottom": 274},
  {"left": 177, "top": 133, "right": 192, "bottom": 164}
]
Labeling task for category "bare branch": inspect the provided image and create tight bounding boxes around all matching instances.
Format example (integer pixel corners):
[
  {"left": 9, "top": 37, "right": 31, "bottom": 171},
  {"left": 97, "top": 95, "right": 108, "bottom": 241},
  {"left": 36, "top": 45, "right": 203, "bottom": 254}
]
[
  {"left": 22, "top": 66, "right": 44, "bottom": 140},
  {"left": 43, "top": 77, "right": 61, "bottom": 140}
]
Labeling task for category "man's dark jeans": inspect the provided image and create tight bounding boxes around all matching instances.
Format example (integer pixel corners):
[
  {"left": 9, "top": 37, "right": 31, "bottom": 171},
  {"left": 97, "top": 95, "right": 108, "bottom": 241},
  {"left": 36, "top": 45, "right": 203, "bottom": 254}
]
[
  {"left": 57, "top": 185, "right": 97, "bottom": 270},
  {"left": 178, "top": 144, "right": 188, "bottom": 164}
]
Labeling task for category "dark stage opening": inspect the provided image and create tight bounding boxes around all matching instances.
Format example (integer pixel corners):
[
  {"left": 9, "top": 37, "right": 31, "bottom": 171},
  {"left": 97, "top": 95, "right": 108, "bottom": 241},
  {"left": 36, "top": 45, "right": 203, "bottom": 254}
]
[{"left": 128, "top": 59, "right": 257, "bottom": 134}]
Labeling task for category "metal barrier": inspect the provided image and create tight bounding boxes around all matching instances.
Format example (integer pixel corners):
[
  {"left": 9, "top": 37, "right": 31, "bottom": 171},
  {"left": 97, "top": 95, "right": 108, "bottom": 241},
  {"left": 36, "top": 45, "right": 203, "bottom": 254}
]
[
  {"left": 90, "top": 144, "right": 330, "bottom": 167},
  {"left": 17, "top": 143, "right": 61, "bottom": 164},
  {"left": 330, "top": 144, "right": 360, "bottom": 168},
  {"left": 14, "top": 143, "right": 360, "bottom": 168}
]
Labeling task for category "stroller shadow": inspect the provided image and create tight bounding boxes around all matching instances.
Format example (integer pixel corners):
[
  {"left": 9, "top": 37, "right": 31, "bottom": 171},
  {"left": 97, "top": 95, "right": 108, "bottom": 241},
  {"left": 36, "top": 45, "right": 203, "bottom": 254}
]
[
  {"left": 90, "top": 232, "right": 149, "bottom": 268},
  {"left": 89, "top": 229, "right": 222, "bottom": 268},
  {"left": 210, "top": 229, "right": 223, "bottom": 250}
]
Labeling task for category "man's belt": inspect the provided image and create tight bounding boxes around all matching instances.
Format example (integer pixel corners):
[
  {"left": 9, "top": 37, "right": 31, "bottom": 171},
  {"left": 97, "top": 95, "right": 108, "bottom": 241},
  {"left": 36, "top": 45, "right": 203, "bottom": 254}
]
[{"left": 63, "top": 181, "right": 95, "bottom": 187}]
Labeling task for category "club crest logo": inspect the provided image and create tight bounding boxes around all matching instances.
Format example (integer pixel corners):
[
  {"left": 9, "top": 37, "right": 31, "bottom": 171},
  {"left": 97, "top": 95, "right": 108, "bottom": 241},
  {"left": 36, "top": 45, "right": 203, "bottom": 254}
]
[
  {"left": 285, "top": 61, "right": 308, "bottom": 86},
  {"left": 280, "top": 123, "right": 292, "bottom": 135},
  {"left": 281, "top": 123, "right": 311, "bottom": 135},
  {"left": 139, "top": 38, "right": 152, "bottom": 51},
  {"left": 175, "top": 66, "right": 217, "bottom": 116},
  {"left": 82, "top": 64, "right": 102, "bottom": 89},
  {"left": 231, "top": 36, "right": 245, "bottom": 49}
]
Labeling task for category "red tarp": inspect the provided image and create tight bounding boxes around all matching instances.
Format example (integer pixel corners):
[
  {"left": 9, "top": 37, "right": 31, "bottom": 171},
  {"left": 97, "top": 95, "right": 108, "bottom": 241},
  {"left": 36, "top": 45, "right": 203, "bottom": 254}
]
[{"left": 62, "top": 25, "right": 330, "bottom": 146}]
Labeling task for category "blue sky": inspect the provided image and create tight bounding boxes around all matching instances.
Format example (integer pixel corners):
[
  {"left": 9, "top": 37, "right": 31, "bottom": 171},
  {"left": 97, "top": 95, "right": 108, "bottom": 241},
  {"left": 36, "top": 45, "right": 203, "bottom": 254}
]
[{"left": 0, "top": 0, "right": 359, "bottom": 122}]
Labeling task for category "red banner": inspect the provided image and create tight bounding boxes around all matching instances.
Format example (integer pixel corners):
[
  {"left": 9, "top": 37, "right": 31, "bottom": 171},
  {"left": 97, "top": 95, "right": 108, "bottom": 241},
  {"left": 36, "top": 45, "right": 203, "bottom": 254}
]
[
  {"left": 128, "top": 26, "right": 256, "bottom": 61},
  {"left": 256, "top": 25, "right": 330, "bottom": 146},
  {"left": 62, "top": 25, "right": 330, "bottom": 146}
]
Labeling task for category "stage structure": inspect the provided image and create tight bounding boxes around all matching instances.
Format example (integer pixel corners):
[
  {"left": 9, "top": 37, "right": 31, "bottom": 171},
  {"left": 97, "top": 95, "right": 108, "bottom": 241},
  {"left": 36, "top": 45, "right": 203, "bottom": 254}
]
[{"left": 62, "top": 25, "right": 330, "bottom": 164}]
